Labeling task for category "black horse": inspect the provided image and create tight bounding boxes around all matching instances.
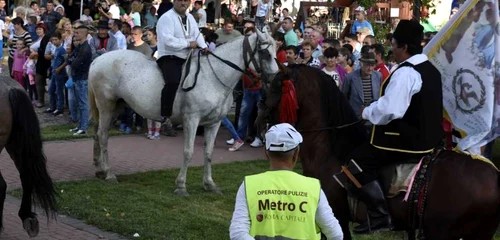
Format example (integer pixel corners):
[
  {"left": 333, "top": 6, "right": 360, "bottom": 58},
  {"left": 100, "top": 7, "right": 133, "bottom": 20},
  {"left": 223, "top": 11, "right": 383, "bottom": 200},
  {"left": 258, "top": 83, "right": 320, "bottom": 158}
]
[
  {"left": 0, "top": 79, "right": 57, "bottom": 236},
  {"left": 256, "top": 62, "right": 500, "bottom": 240}
]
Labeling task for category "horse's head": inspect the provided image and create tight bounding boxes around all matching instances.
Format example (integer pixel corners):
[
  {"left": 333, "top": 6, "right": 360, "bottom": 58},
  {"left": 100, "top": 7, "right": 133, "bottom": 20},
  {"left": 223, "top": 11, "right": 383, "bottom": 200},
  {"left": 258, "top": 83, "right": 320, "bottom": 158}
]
[
  {"left": 247, "top": 26, "right": 279, "bottom": 84},
  {"left": 255, "top": 60, "right": 294, "bottom": 138}
]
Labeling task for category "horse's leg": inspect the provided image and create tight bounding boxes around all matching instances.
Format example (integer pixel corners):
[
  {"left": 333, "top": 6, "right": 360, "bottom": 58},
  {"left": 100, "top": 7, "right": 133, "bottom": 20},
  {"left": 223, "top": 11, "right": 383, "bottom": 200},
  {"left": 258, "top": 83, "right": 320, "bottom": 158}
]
[
  {"left": 5, "top": 146, "right": 38, "bottom": 237},
  {"left": 93, "top": 119, "right": 100, "bottom": 174},
  {"left": 174, "top": 115, "right": 199, "bottom": 196},
  {"left": 406, "top": 229, "right": 416, "bottom": 240},
  {"left": 0, "top": 170, "right": 6, "bottom": 232},
  {"left": 202, "top": 122, "right": 222, "bottom": 194},
  {"left": 95, "top": 106, "right": 117, "bottom": 182}
]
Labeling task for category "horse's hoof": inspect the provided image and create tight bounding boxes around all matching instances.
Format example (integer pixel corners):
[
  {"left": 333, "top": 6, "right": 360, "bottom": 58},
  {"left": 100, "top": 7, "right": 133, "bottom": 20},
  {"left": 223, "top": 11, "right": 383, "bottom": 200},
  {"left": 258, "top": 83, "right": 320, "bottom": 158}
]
[
  {"left": 174, "top": 188, "right": 189, "bottom": 196},
  {"left": 204, "top": 185, "right": 223, "bottom": 195},
  {"left": 23, "top": 217, "right": 39, "bottom": 237},
  {"left": 105, "top": 174, "right": 118, "bottom": 183},
  {"left": 95, "top": 171, "right": 106, "bottom": 179},
  {"left": 211, "top": 188, "right": 223, "bottom": 195}
]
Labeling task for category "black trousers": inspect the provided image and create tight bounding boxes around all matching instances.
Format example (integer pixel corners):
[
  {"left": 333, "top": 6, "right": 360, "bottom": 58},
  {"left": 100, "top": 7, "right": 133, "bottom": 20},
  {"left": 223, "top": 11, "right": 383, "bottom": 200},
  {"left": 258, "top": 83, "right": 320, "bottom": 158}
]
[
  {"left": 35, "top": 72, "right": 48, "bottom": 106},
  {"left": 349, "top": 142, "right": 426, "bottom": 185},
  {"left": 157, "top": 55, "right": 185, "bottom": 117}
]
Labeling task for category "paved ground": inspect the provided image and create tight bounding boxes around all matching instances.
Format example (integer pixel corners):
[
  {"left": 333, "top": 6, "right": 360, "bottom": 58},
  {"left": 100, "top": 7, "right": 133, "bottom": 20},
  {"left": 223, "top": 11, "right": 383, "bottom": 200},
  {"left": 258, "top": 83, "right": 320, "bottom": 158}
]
[{"left": 0, "top": 130, "right": 263, "bottom": 239}]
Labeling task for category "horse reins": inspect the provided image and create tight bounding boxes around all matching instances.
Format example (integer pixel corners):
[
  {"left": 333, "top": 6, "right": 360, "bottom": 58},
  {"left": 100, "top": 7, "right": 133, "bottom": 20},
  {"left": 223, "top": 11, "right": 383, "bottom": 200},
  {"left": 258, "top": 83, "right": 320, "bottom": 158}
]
[
  {"left": 181, "top": 36, "right": 269, "bottom": 92},
  {"left": 297, "top": 119, "right": 366, "bottom": 133}
]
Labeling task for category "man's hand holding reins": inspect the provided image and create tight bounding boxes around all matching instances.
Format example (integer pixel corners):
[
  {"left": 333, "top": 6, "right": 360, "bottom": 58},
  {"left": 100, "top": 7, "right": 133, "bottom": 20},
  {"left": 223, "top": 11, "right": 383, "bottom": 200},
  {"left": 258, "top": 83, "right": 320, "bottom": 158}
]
[
  {"left": 200, "top": 47, "right": 210, "bottom": 55},
  {"left": 189, "top": 41, "right": 198, "bottom": 48}
]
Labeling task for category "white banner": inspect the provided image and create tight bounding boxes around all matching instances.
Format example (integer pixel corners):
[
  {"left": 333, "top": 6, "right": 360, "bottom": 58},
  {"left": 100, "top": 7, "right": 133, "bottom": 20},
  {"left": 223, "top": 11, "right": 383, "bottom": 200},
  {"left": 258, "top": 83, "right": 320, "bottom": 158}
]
[{"left": 423, "top": 0, "right": 500, "bottom": 154}]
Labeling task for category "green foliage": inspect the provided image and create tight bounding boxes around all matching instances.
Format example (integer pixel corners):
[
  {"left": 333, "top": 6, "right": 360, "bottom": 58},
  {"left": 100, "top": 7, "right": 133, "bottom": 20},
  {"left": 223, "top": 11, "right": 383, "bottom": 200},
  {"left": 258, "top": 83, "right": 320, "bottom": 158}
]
[
  {"left": 367, "top": 16, "right": 392, "bottom": 44},
  {"left": 357, "top": 0, "right": 378, "bottom": 10}
]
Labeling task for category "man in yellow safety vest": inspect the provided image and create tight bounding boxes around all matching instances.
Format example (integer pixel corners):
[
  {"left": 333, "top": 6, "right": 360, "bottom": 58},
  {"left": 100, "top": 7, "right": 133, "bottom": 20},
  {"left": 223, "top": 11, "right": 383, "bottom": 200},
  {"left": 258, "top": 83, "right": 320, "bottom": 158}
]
[{"left": 229, "top": 123, "right": 344, "bottom": 240}]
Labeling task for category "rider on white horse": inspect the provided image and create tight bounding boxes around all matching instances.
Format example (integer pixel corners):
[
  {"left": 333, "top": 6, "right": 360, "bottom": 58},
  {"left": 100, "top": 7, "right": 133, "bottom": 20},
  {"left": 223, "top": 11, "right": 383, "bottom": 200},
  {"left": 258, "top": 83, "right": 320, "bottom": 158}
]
[{"left": 156, "top": 0, "right": 208, "bottom": 126}]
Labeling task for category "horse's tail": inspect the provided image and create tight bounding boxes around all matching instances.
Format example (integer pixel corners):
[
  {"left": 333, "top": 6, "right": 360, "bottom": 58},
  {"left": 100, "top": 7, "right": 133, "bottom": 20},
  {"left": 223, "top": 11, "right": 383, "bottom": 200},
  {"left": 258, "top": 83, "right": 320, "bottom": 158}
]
[
  {"left": 88, "top": 83, "right": 99, "bottom": 125},
  {"left": 8, "top": 88, "right": 57, "bottom": 218}
]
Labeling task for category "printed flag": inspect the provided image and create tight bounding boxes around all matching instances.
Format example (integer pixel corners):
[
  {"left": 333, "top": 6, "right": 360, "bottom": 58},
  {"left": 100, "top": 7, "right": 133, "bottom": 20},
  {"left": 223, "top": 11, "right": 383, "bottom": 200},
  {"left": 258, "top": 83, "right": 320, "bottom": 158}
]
[{"left": 423, "top": 0, "right": 500, "bottom": 155}]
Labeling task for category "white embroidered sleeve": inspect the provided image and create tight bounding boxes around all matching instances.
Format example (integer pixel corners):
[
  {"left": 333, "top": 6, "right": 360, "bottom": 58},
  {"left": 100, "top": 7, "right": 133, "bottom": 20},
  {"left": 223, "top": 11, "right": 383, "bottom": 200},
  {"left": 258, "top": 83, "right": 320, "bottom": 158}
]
[
  {"left": 157, "top": 15, "right": 189, "bottom": 50},
  {"left": 362, "top": 66, "right": 422, "bottom": 125}
]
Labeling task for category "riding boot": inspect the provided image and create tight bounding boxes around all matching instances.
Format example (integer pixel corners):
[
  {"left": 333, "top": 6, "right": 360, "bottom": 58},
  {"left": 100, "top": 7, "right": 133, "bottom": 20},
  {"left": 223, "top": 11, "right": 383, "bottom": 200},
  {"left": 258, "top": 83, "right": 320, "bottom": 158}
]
[{"left": 349, "top": 180, "right": 392, "bottom": 234}]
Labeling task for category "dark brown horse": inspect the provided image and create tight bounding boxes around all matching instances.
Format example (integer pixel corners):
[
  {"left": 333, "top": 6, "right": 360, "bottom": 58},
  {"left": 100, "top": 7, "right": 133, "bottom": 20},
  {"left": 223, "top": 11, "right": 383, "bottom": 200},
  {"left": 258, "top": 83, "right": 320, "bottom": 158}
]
[
  {"left": 256, "top": 63, "right": 500, "bottom": 240},
  {"left": 0, "top": 79, "right": 57, "bottom": 237}
]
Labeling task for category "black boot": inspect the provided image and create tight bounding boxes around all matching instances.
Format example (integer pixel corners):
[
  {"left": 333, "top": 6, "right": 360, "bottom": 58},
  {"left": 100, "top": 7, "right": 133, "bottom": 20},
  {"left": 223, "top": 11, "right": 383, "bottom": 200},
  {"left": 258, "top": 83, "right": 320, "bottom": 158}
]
[{"left": 349, "top": 180, "right": 392, "bottom": 234}]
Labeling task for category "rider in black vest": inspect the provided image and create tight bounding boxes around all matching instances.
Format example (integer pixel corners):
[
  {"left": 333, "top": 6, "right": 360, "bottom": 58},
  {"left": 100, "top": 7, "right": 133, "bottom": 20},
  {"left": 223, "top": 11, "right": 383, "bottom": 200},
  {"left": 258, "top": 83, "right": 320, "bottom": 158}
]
[{"left": 347, "top": 20, "right": 444, "bottom": 234}]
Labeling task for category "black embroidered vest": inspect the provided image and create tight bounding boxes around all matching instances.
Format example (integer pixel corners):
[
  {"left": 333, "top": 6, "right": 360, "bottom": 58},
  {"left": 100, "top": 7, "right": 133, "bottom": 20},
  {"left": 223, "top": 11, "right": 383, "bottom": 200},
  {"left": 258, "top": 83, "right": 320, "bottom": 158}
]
[{"left": 370, "top": 60, "right": 444, "bottom": 153}]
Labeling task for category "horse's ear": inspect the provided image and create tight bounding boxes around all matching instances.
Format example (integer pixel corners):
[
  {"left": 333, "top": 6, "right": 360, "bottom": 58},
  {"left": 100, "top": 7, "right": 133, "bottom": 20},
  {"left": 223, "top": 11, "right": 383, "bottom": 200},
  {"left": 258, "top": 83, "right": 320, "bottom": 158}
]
[{"left": 255, "top": 27, "right": 267, "bottom": 41}]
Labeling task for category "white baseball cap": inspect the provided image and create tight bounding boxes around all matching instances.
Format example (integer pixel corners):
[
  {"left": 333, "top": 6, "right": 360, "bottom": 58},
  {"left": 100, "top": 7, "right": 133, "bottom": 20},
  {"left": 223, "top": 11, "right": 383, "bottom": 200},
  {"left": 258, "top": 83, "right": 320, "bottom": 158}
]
[{"left": 265, "top": 123, "right": 303, "bottom": 152}]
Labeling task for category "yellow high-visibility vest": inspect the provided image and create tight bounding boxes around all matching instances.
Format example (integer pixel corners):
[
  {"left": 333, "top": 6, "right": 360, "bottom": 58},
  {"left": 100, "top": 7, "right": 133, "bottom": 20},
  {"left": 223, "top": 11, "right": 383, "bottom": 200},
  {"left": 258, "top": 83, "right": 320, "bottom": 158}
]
[{"left": 245, "top": 170, "right": 321, "bottom": 240}]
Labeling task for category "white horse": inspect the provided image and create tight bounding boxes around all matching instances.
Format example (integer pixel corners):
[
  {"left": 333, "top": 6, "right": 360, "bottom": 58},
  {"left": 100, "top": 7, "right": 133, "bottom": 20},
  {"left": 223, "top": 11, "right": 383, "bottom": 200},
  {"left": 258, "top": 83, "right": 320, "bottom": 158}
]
[{"left": 88, "top": 27, "right": 278, "bottom": 195}]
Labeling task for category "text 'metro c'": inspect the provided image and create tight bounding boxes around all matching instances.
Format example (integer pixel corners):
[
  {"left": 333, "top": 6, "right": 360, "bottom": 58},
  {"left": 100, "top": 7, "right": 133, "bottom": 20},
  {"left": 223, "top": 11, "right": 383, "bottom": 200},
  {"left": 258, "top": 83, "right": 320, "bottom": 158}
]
[{"left": 258, "top": 199, "right": 308, "bottom": 213}]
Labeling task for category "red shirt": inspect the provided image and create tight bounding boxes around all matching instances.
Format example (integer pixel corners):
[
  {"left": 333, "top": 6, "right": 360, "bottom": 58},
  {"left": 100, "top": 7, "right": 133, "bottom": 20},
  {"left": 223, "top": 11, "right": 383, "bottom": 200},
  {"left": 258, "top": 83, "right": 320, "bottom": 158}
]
[
  {"left": 375, "top": 62, "right": 390, "bottom": 83},
  {"left": 276, "top": 50, "right": 287, "bottom": 64},
  {"left": 242, "top": 68, "right": 261, "bottom": 91}
]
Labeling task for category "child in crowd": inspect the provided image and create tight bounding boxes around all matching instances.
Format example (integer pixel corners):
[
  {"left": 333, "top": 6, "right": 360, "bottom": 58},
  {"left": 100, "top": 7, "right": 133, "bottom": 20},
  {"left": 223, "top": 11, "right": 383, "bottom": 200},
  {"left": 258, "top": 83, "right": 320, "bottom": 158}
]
[
  {"left": 26, "top": 16, "right": 38, "bottom": 41},
  {"left": 12, "top": 38, "right": 28, "bottom": 89},
  {"left": 321, "top": 47, "right": 341, "bottom": 86},
  {"left": 338, "top": 47, "right": 353, "bottom": 73},
  {"left": 45, "top": 30, "right": 67, "bottom": 116},
  {"left": 24, "top": 49, "right": 37, "bottom": 104}
]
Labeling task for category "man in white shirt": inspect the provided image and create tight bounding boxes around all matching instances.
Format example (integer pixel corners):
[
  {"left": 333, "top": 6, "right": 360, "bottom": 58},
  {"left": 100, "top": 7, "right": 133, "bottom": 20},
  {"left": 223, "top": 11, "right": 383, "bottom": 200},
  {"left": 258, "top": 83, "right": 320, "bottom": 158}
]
[
  {"left": 156, "top": 0, "right": 207, "bottom": 121},
  {"left": 344, "top": 20, "right": 443, "bottom": 235},
  {"left": 193, "top": 1, "right": 206, "bottom": 28},
  {"left": 109, "top": 19, "right": 127, "bottom": 50},
  {"left": 229, "top": 123, "right": 344, "bottom": 240}
]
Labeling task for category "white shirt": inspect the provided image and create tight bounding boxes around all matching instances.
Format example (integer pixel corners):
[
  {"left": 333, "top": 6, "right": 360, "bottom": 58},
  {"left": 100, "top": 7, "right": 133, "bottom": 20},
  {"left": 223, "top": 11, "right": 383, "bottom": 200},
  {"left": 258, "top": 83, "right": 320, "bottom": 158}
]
[
  {"left": 362, "top": 54, "right": 427, "bottom": 125},
  {"left": 256, "top": 1, "right": 271, "bottom": 17},
  {"left": 113, "top": 30, "right": 127, "bottom": 50},
  {"left": 322, "top": 68, "right": 340, "bottom": 86},
  {"left": 197, "top": 8, "right": 207, "bottom": 28},
  {"left": 80, "top": 14, "right": 93, "bottom": 23},
  {"left": 156, "top": 9, "right": 207, "bottom": 59},
  {"left": 30, "top": 38, "right": 42, "bottom": 52},
  {"left": 229, "top": 182, "right": 344, "bottom": 240},
  {"left": 109, "top": 4, "right": 120, "bottom": 20}
]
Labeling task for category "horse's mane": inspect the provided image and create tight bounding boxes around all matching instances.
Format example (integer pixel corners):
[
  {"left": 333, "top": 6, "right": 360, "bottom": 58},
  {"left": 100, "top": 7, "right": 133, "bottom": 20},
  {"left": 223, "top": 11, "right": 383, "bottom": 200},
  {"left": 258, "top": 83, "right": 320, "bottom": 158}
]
[{"left": 292, "top": 64, "right": 369, "bottom": 162}]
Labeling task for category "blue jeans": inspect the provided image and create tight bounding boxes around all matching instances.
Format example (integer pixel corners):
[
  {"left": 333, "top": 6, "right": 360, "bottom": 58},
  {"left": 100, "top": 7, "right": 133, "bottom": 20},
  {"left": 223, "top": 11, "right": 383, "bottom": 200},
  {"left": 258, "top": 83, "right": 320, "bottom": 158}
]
[
  {"left": 68, "top": 84, "right": 80, "bottom": 122},
  {"left": 221, "top": 116, "right": 240, "bottom": 140},
  {"left": 237, "top": 89, "right": 262, "bottom": 139},
  {"left": 49, "top": 74, "right": 65, "bottom": 111},
  {"left": 74, "top": 80, "right": 89, "bottom": 131}
]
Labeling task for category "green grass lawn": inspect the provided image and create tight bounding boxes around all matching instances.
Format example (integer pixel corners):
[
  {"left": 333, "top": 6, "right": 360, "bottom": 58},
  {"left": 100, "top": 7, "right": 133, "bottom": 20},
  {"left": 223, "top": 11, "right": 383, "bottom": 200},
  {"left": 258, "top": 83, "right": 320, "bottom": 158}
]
[
  {"left": 11, "top": 160, "right": 498, "bottom": 240},
  {"left": 40, "top": 123, "right": 125, "bottom": 141}
]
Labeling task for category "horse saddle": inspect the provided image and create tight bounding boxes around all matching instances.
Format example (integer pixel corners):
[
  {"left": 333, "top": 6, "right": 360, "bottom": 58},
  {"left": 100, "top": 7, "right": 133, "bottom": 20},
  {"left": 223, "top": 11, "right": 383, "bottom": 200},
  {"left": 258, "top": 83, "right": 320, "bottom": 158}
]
[
  {"left": 333, "top": 157, "right": 423, "bottom": 198},
  {"left": 379, "top": 161, "right": 421, "bottom": 198}
]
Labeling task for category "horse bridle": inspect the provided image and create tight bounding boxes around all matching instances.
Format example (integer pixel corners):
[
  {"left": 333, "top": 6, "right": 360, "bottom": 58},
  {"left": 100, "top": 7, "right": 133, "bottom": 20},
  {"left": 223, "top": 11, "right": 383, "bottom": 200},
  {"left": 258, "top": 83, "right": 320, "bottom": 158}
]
[{"left": 182, "top": 35, "right": 272, "bottom": 94}]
